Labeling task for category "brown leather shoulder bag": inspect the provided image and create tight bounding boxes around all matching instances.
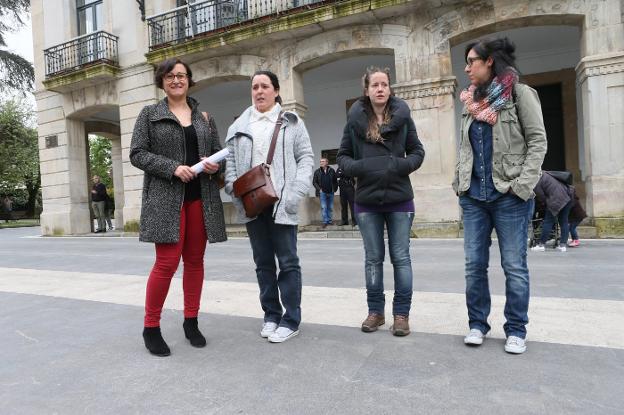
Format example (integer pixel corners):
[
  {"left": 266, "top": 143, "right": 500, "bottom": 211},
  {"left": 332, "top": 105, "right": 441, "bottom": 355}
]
[{"left": 232, "top": 114, "right": 283, "bottom": 218}]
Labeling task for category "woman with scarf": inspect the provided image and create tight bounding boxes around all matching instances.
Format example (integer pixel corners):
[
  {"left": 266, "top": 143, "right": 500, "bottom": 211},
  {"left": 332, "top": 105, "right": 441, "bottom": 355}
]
[
  {"left": 452, "top": 38, "right": 547, "bottom": 354},
  {"left": 337, "top": 67, "right": 425, "bottom": 337}
]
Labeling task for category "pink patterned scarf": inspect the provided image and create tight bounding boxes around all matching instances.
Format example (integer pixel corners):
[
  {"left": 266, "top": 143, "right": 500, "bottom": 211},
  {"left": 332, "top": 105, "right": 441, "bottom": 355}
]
[{"left": 460, "top": 68, "right": 519, "bottom": 125}]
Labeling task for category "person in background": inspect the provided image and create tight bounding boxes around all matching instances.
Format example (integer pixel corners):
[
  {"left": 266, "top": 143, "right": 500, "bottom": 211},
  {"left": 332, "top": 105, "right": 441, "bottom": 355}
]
[
  {"left": 453, "top": 37, "right": 547, "bottom": 354},
  {"left": 336, "top": 166, "right": 356, "bottom": 226},
  {"left": 337, "top": 66, "right": 425, "bottom": 337},
  {"left": 568, "top": 188, "right": 587, "bottom": 247},
  {"left": 313, "top": 158, "right": 338, "bottom": 228},
  {"left": 2, "top": 195, "right": 13, "bottom": 223},
  {"left": 531, "top": 171, "right": 574, "bottom": 253},
  {"left": 104, "top": 192, "right": 115, "bottom": 231},
  {"left": 91, "top": 175, "right": 108, "bottom": 233}
]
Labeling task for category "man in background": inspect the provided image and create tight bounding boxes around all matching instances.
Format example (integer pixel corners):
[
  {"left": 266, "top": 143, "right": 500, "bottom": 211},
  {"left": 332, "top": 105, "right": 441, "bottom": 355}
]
[
  {"left": 313, "top": 158, "right": 338, "bottom": 228},
  {"left": 91, "top": 175, "right": 108, "bottom": 233}
]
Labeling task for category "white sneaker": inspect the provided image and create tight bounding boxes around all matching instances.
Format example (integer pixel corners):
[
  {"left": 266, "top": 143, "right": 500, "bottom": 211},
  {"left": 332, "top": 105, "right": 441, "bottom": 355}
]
[
  {"left": 504, "top": 336, "right": 527, "bottom": 354},
  {"left": 260, "top": 321, "right": 278, "bottom": 338},
  {"left": 557, "top": 244, "right": 567, "bottom": 252},
  {"left": 530, "top": 244, "right": 545, "bottom": 252},
  {"left": 464, "top": 328, "right": 485, "bottom": 346},
  {"left": 268, "top": 326, "right": 299, "bottom": 343}
]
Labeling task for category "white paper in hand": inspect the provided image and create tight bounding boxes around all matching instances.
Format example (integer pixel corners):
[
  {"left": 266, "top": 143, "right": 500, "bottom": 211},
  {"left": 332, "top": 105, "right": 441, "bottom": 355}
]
[{"left": 191, "top": 148, "right": 229, "bottom": 174}]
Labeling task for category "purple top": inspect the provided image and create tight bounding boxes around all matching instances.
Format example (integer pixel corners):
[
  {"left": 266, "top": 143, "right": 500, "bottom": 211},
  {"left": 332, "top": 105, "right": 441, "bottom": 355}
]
[{"left": 354, "top": 199, "right": 415, "bottom": 214}]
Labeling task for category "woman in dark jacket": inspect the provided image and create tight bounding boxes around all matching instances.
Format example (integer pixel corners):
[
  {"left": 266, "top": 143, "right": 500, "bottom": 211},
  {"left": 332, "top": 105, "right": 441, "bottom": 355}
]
[
  {"left": 531, "top": 171, "right": 574, "bottom": 252},
  {"left": 130, "top": 58, "right": 227, "bottom": 356},
  {"left": 337, "top": 67, "right": 425, "bottom": 337}
]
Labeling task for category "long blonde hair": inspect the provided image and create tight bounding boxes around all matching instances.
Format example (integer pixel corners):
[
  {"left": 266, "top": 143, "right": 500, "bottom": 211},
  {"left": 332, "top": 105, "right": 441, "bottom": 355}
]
[{"left": 361, "top": 67, "right": 393, "bottom": 143}]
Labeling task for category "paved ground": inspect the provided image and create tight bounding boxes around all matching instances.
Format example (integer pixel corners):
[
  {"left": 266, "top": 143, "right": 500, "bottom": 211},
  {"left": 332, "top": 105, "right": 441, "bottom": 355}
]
[{"left": 1, "top": 227, "right": 623, "bottom": 414}]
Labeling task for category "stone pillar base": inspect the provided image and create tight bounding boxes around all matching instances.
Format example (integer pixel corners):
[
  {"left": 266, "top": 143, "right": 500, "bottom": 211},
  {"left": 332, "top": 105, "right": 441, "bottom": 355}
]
[
  {"left": 584, "top": 175, "right": 624, "bottom": 218},
  {"left": 593, "top": 217, "right": 624, "bottom": 238},
  {"left": 40, "top": 204, "right": 91, "bottom": 236},
  {"left": 121, "top": 205, "right": 141, "bottom": 232}
]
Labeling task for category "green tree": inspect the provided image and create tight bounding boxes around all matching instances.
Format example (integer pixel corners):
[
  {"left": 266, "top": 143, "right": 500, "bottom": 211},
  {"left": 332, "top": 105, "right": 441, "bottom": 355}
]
[
  {"left": 0, "top": 0, "right": 34, "bottom": 92},
  {"left": 89, "top": 135, "right": 112, "bottom": 188},
  {"left": 0, "top": 98, "right": 39, "bottom": 216}
]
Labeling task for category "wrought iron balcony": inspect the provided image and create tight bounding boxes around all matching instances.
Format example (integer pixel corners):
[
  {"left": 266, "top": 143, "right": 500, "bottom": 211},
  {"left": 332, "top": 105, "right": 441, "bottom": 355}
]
[
  {"left": 147, "top": 0, "right": 325, "bottom": 50},
  {"left": 44, "top": 31, "right": 119, "bottom": 78}
]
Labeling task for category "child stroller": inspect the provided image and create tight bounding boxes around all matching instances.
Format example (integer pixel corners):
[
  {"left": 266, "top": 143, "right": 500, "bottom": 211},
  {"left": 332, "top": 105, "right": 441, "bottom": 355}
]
[{"left": 529, "top": 199, "right": 560, "bottom": 248}]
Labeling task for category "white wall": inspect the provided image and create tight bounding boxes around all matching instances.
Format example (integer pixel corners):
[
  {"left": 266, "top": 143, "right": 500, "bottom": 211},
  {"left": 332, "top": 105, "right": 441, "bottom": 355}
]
[
  {"left": 191, "top": 79, "right": 251, "bottom": 141},
  {"left": 42, "top": 0, "right": 74, "bottom": 48}
]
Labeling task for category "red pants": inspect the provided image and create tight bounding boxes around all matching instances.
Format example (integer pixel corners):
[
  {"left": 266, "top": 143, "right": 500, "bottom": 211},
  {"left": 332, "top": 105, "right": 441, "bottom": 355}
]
[{"left": 144, "top": 200, "right": 207, "bottom": 327}]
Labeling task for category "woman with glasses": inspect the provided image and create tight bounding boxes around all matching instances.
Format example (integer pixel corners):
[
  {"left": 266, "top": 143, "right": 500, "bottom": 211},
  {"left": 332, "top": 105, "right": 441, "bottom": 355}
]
[
  {"left": 337, "top": 67, "right": 425, "bottom": 337},
  {"left": 131, "top": 58, "right": 227, "bottom": 356},
  {"left": 453, "top": 37, "right": 547, "bottom": 354}
]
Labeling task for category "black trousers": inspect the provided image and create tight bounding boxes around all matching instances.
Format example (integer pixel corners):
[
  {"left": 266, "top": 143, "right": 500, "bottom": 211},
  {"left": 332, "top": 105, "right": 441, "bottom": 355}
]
[{"left": 339, "top": 185, "right": 356, "bottom": 224}]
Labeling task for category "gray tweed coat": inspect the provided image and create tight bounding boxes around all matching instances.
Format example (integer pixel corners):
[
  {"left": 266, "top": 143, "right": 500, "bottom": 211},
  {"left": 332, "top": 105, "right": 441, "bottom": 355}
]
[{"left": 130, "top": 97, "right": 227, "bottom": 244}]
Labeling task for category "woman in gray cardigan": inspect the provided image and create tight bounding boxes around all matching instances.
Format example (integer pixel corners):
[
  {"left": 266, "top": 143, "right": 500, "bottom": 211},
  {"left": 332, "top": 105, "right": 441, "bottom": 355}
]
[
  {"left": 224, "top": 70, "right": 314, "bottom": 343},
  {"left": 130, "top": 58, "right": 227, "bottom": 356}
]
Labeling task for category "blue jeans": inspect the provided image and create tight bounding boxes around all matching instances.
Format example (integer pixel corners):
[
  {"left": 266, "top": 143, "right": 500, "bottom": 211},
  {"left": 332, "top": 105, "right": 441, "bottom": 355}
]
[
  {"left": 540, "top": 201, "right": 573, "bottom": 245},
  {"left": 356, "top": 211, "right": 415, "bottom": 316},
  {"left": 245, "top": 206, "right": 302, "bottom": 330},
  {"left": 460, "top": 194, "right": 531, "bottom": 338},
  {"left": 569, "top": 221, "right": 580, "bottom": 240},
  {"left": 319, "top": 191, "right": 334, "bottom": 224}
]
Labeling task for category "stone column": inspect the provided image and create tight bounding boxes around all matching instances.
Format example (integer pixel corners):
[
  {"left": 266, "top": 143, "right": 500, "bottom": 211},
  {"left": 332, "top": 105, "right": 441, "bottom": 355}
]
[
  {"left": 118, "top": 64, "right": 160, "bottom": 232},
  {"left": 394, "top": 20, "right": 461, "bottom": 231},
  {"left": 576, "top": 52, "right": 624, "bottom": 234},
  {"left": 393, "top": 78, "right": 461, "bottom": 226},
  {"left": 576, "top": 0, "right": 624, "bottom": 235},
  {"left": 275, "top": 57, "right": 313, "bottom": 225},
  {"left": 278, "top": 63, "right": 308, "bottom": 119},
  {"left": 110, "top": 137, "right": 124, "bottom": 229},
  {"left": 37, "top": 91, "right": 91, "bottom": 235}
]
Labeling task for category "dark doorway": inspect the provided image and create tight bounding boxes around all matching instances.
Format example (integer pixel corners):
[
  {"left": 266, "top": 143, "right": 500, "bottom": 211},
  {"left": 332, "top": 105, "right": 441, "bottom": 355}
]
[{"left": 534, "top": 83, "right": 565, "bottom": 171}]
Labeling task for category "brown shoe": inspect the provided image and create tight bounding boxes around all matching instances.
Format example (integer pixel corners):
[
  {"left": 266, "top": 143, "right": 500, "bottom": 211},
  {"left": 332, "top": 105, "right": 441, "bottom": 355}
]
[
  {"left": 390, "top": 315, "right": 410, "bottom": 336},
  {"left": 361, "top": 313, "right": 385, "bottom": 332}
]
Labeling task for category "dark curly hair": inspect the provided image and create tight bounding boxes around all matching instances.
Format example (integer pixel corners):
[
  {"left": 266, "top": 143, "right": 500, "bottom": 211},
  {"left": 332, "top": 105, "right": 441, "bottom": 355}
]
[{"left": 154, "top": 58, "right": 196, "bottom": 89}]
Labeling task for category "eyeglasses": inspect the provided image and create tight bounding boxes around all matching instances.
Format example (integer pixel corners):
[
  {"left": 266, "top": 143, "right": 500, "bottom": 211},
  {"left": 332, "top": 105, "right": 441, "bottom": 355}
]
[
  {"left": 164, "top": 72, "right": 188, "bottom": 82},
  {"left": 465, "top": 57, "right": 483, "bottom": 67}
]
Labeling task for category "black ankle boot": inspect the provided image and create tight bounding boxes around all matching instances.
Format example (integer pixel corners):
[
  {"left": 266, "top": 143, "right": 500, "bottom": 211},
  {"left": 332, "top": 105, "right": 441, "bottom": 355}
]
[
  {"left": 142, "top": 327, "right": 171, "bottom": 356},
  {"left": 183, "top": 317, "right": 206, "bottom": 348}
]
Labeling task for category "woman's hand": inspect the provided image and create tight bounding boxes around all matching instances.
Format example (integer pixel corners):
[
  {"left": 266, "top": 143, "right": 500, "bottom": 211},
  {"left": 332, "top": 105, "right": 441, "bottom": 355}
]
[
  {"left": 200, "top": 158, "right": 219, "bottom": 174},
  {"left": 174, "top": 165, "right": 196, "bottom": 183}
]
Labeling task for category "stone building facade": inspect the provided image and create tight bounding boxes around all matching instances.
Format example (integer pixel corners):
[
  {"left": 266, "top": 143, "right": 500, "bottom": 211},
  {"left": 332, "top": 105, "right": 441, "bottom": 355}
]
[{"left": 32, "top": 0, "right": 624, "bottom": 236}]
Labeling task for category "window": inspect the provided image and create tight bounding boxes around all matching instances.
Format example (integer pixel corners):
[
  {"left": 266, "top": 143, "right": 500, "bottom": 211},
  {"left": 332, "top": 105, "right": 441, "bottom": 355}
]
[{"left": 77, "top": 0, "right": 103, "bottom": 35}]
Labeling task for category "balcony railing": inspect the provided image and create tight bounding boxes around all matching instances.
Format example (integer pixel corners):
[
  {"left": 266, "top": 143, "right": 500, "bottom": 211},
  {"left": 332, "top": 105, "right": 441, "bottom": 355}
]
[
  {"left": 44, "top": 31, "right": 119, "bottom": 78},
  {"left": 147, "top": 0, "right": 326, "bottom": 50}
]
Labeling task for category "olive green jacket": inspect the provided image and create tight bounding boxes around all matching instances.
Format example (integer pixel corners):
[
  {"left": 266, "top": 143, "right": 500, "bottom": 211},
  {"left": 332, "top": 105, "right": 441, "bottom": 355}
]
[{"left": 452, "top": 83, "right": 548, "bottom": 201}]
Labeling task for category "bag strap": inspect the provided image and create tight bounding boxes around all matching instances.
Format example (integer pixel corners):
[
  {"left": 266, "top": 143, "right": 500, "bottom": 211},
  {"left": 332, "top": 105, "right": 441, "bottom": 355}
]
[
  {"left": 265, "top": 111, "right": 284, "bottom": 166},
  {"left": 512, "top": 84, "right": 525, "bottom": 137}
]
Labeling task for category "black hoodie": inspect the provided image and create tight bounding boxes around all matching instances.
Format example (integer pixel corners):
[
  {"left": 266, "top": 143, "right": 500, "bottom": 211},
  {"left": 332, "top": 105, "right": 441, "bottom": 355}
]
[{"left": 337, "top": 96, "right": 425, "bottom": 205}]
